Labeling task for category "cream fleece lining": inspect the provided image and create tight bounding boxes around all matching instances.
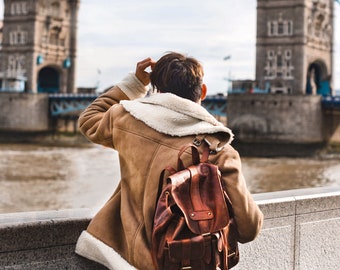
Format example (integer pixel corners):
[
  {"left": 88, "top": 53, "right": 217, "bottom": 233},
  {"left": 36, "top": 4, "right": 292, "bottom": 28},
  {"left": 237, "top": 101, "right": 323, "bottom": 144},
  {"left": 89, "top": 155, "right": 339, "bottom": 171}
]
[
  {"left": 120, "top": 93, "right": 233, "bottom": 143},
  {"left": 75, "top": 231, "right": 136, "bottom": 270},
  {"left": 116, "top": 73, "right": 149, "bottom": 100}
]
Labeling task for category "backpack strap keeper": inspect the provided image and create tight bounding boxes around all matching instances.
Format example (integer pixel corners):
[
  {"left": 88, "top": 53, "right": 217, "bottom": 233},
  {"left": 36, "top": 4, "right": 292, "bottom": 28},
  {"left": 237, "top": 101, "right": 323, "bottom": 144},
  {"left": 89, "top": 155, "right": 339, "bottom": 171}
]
[{"left": 193, "top": 135, "right": 227, "bottom": 154}]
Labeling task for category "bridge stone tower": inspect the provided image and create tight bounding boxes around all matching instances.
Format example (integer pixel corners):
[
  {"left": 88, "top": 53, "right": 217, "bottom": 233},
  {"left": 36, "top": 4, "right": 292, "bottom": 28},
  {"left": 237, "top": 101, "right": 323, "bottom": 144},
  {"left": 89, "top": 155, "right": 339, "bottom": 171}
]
[
  {"left": 256, "top": 0, "right": 334, "bottom": 95},
  {"left": 0, "top": 0, "right": 80, "bottom": 93}
]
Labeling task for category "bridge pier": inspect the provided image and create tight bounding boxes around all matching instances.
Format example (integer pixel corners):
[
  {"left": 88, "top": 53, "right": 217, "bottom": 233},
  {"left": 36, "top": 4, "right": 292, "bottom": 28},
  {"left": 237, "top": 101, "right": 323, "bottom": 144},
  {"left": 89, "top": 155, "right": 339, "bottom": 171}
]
[
  {"left": 223, "top": 93, "right": 340, "bottom": 156},
  {"left": 0, "top": 93, "right": 50, "bottom": 132},
  {"left": 0, "top": 93, "right": 89, "bottom": 145},
  {"left": 0, "top": 92, "right": 98, "bottom": 134},
  {"left": 322, "top": 97, "right": 340, "bottom": 146},
  {"left": 227, "top": 93, "right": 324, "bottom": 144}
]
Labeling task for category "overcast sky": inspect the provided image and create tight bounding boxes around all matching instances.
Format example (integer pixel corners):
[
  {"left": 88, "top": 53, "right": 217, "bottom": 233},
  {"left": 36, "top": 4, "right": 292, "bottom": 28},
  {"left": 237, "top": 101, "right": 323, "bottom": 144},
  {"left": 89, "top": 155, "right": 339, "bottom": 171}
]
[{"left": 1, "top": 0, "right": 340, "bottom": 93}]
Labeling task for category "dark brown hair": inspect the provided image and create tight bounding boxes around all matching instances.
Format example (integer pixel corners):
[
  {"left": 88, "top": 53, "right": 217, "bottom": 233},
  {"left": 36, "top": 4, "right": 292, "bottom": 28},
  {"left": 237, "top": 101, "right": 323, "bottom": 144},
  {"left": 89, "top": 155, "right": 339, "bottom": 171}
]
[{"left": 150, "top": 52, "right": 204, "bottom": 102}]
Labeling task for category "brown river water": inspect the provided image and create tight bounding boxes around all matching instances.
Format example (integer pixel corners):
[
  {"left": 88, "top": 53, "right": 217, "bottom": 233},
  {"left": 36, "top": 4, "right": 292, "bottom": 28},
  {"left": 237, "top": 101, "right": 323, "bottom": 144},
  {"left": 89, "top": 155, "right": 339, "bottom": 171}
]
[{"left": 1, "top": 143, "right": 340, "bottom": 214}]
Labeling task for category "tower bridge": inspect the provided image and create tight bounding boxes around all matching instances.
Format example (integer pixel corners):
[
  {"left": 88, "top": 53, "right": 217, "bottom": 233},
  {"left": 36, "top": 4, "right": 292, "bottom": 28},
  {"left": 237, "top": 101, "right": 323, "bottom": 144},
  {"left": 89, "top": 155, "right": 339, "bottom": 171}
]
[
  {"left": 45, "top": 93, "right": 340, "bottom": 155},
  {"left": 0, "top": 0, "right": 340, "bottom": 152}
]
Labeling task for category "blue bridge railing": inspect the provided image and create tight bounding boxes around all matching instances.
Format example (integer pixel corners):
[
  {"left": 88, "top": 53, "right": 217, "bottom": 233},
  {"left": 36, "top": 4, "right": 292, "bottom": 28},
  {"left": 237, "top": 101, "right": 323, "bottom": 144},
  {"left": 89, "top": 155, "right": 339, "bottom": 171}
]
[
  {"left": 49, "top": 94, "right": 98, "bottom": 116},
  {"left": 48, "top": 93, "right": 229, "bottom": 117},
  {"left": 48, "top": 93, "right": 340, "bottom": 117},
  {"left": 201, "top": 95, "right": 227, "bottom": 116},
  {"left": 321, "top": 95, "right": 340, "bottom": 109}
]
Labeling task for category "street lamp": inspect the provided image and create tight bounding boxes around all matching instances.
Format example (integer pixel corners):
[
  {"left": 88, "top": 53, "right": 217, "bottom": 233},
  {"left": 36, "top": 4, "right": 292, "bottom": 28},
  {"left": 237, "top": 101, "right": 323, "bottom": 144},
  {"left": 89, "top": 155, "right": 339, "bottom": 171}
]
[{"left": 223, "top": 56, "right": 232, "bottom": 92}]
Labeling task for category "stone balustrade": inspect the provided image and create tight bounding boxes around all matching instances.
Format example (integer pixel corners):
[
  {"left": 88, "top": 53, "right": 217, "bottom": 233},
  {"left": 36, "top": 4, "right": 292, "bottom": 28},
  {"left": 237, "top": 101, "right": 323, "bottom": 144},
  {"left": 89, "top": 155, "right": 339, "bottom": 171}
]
[{"left": 1, "top": 186, "right": 339, "bottom": 269}]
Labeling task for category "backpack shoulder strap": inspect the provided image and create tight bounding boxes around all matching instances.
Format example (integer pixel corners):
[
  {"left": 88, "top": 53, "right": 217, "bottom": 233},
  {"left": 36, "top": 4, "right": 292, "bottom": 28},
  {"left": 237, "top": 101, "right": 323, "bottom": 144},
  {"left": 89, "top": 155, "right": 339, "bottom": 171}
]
[{"left": 177, "top": 144, "right": 200, "bottom": 170}]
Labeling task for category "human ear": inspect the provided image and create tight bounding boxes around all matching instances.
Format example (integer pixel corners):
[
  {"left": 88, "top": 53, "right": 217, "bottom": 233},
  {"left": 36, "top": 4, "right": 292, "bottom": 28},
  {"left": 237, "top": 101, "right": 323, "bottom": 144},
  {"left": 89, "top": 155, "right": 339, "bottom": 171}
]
[{"left": 200, "top": 84, "right": 207, "bottom": 100}]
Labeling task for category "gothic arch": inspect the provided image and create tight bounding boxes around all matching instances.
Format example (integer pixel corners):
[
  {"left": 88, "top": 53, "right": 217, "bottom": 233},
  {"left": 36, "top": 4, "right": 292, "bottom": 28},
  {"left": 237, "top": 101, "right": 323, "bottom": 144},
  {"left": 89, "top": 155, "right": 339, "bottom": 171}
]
[
  {"left": 306, "top": 60, "right": 330, "bottom": 96},
  {"left": 37, "top": 66, "right": 61, "bottom": 93}
]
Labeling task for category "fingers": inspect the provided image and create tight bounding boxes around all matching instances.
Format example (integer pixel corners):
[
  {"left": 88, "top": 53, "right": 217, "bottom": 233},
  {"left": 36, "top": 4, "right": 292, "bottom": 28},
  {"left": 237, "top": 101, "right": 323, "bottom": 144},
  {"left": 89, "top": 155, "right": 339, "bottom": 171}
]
[
  {"left": 135, "top": 57, "right": 156, "bottom": 86},
  {"left": 137, "top": 57, "right": 154, "bottom": 71},
  {"left": 150, "top": 61, "right": 156, "bottom": 71}
]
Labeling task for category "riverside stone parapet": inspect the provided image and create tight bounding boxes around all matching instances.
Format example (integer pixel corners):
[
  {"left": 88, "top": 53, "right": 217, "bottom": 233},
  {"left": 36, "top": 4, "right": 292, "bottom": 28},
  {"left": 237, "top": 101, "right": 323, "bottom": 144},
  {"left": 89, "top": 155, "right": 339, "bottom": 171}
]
[{"left": 0, "top": 186, "right": 339, "bottom": 269}]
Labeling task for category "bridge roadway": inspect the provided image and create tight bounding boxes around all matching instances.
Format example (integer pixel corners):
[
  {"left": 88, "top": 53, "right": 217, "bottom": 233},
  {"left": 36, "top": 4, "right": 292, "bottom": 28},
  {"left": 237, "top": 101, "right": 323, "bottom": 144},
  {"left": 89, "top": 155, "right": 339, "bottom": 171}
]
[{"left": 49, "top": 93, "right": 340, "bottom": 117}]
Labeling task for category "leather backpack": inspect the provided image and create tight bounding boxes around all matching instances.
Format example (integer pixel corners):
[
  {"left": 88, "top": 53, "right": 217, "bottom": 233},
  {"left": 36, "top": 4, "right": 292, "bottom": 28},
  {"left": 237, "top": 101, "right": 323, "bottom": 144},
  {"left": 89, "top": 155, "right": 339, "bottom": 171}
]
[{"left": 151, "top": 141, "right": 239, "bottom": 270}]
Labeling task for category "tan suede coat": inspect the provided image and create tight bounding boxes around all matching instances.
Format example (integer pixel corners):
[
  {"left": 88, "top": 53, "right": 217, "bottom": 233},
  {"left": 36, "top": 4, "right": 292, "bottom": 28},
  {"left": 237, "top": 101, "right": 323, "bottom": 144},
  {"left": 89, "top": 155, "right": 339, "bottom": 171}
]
[{"left": 77, "top": 74, "right": 263, "bottom": 270}]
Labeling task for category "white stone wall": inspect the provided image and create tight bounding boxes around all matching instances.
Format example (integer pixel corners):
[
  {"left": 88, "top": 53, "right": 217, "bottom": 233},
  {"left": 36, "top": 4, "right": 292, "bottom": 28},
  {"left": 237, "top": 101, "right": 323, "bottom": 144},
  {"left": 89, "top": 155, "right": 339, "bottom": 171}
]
[{"left": 238, "top": 187, "right": 340, "bottom": 270}]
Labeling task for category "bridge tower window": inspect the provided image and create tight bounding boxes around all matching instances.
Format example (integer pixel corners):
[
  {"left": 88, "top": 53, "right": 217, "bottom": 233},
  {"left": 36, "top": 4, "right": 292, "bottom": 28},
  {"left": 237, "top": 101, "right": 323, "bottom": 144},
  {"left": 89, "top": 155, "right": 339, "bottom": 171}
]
[
  {"left": 278, "top": 22, "right": 284, "bottom": 34},
  {"left": 268, "top": 18, "right": 293, "bottom": 36},
  {"left": 9, "top": 30, "right": 28, "bottom": 45},
  {"left": 264, "top": 49, "right": 294, "bottom": 81},
  {"left": 277, "top": 54, "right": 283, "bottom": 67},
  {"left": 8, "top": 55, "right": 26, "bottom": 76},
  {"left": 10, "top": 2, "right": 28, "bottom": 15}
]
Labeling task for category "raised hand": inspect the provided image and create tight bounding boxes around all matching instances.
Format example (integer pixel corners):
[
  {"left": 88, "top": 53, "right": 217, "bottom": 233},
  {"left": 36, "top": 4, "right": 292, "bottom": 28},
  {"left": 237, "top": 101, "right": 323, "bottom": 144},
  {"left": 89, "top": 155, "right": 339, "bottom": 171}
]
[{"left": 135, "top": 57, "right": 156, "bottom": 86}]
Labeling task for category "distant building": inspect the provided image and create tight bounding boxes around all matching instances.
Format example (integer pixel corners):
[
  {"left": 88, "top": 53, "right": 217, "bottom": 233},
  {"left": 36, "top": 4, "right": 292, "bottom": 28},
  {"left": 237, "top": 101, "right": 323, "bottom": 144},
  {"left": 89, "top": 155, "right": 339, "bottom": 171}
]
[{"left": 0, "top": 0, "right": 80, "bottom": 93}]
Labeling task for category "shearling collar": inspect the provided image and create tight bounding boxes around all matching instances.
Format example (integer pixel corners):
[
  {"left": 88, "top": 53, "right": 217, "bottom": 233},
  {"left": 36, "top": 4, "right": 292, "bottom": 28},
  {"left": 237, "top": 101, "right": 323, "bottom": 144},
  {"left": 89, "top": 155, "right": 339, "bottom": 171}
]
[{"left": 120, "top": 93, "right": 233, "bottom": 143}]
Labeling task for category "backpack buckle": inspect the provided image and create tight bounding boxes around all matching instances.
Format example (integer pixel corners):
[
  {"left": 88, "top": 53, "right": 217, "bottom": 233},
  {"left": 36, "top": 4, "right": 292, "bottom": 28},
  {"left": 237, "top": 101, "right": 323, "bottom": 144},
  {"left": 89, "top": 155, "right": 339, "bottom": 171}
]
[
  {"left": 204, "top": 138, "right": 224, "bottom": 153},
  {"left": 192, "top": 137, "right": 202, "bottom": 146}
]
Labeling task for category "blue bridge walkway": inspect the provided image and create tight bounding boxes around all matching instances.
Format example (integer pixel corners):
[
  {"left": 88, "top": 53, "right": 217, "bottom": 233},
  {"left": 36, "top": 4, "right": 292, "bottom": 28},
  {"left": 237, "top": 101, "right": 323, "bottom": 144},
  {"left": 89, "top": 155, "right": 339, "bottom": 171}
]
[
  {"left": 49, "top": 94, "right": 98, "bottom": 117},
  {"left": 49, "top": 93, "right": 340, "bottom": 117}
]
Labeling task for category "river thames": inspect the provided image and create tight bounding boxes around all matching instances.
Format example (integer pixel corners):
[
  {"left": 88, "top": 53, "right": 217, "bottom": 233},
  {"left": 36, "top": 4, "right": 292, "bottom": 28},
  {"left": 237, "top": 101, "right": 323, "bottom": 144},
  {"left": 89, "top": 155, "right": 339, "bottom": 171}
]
[{"left": 1, "top": 143, "right": 340, "bottom": 214}]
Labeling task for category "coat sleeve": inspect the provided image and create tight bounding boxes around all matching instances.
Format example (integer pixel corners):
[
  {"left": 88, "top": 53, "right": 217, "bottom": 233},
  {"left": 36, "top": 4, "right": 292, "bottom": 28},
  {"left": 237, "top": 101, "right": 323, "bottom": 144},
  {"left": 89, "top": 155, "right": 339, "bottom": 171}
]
[
  {"left": 217, "top": 145, "right": 263, "bottom": 243},
  {"left": 78, "top": 73, "right": 149, "bottom": 147}
]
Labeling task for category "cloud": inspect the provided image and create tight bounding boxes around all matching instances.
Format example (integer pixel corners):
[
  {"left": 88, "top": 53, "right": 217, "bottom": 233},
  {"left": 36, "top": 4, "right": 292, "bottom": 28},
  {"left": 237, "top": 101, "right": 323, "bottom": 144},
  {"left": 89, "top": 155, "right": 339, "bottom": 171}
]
[
  {"left": 76, "top": 0, "right": 258, "bottom": 93},
  {"left": 1, "top": 0, "right": 340, "bottom": 92},
  {"left": 76, "top": 0, "right": 340, "bottom": 92}
]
